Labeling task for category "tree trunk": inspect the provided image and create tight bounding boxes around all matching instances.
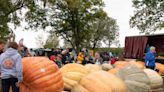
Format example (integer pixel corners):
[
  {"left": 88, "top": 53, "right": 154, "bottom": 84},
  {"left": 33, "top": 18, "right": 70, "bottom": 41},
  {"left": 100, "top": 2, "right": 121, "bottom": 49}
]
[{"left": 92, "top": 41, "right": 97, "bottom": 51}]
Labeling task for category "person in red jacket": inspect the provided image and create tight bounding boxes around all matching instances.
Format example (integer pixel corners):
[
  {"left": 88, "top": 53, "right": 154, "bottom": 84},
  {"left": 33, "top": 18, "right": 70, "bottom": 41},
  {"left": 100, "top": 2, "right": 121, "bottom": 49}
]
[
  {"left": 50, "top": 55, "right": 56, "bottom": 61},
  {"left": 110, "top": 56, "right": 116, "bottom": 65}
]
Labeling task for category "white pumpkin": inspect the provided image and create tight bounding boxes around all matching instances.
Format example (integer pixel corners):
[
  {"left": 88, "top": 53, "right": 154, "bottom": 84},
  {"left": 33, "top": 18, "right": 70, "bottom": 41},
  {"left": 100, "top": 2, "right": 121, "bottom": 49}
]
[
  {"left": 144, "top": 69, "right": 163, "bottom": 89},
  {"left": 116, "top": 64, "right": 151, "bottom": 92},
  {"left": 102, "top": 64, "right": 113, "bottom": 71},
  {"left": 84, "top": 64, "right": 102, "bottom": 73}
]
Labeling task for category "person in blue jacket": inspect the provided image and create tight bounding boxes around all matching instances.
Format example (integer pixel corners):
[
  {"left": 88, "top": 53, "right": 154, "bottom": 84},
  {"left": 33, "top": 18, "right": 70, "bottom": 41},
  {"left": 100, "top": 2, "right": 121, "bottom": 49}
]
[
  {"left": 0, "top": 42, "right": 22, "bottom": 92},
  {"left": 145, "top": 46, "right": 156, "bottom": 70}
]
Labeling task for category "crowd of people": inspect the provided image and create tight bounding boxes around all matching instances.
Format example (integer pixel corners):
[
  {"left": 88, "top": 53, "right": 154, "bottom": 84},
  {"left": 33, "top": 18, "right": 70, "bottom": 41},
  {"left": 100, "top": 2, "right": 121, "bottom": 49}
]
[
  {"left": 0, "top": 40, "right": 118, "bottom": 92},
  {"left": 47, "top": 48, "right": 117, "bottom": 68},
  {"left": 0, "top": 40, "right": 158, "bottom": 92}
]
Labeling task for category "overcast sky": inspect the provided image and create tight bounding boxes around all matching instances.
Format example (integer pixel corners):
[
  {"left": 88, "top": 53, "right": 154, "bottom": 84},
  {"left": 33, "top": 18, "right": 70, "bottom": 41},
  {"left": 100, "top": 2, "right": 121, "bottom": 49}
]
[{"left": 13, "top": 0, "right": 163, "bottom": 48}]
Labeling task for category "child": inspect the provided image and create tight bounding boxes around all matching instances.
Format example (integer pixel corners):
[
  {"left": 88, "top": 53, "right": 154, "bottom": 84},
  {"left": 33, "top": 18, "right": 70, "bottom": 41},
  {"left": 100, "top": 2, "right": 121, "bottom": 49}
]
[{"left": 0, "top": 42, "right": 23, "bottom": 92}]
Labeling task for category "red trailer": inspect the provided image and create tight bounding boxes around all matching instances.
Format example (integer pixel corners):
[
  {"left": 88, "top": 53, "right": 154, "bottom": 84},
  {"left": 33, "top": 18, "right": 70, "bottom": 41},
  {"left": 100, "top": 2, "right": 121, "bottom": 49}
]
[{"left": 124, "top": 34, "right": 164, "bottom": 59}]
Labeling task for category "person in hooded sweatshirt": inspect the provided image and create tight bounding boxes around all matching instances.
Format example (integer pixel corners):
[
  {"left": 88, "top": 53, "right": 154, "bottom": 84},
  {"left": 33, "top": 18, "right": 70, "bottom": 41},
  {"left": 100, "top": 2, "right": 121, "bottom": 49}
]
[
  {"left": 0, "top": 42, "right": 22, "bottom": 92},
  {"left": 145, "top": 46, "right": 156, "bottom": 70}
]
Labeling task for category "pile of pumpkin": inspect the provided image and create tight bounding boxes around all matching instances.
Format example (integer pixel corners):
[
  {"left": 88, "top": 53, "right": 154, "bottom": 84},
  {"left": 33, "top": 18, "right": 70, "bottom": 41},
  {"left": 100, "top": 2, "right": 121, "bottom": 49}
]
[
  {"left": 1, "top": 57, "right": 164, "bottom": 92},
  {"left": 61, "top": 61, "right": 164, "bottom": 92}
]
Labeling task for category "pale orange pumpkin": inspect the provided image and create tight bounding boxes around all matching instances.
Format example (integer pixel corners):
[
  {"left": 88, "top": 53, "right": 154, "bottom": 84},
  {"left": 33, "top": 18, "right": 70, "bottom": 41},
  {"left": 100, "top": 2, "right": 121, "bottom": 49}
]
[
  {"left": 20, "top": 57, "right": 64, "bottom": 92},
  {"left": 60, "top": 63, "right": 88, "bottom": 91},
  {"left": 72, "top": 71, "right": 127, "bottom": 92},
  {"left": 114, "top": 61, "right": 145, "bottom": 69}
]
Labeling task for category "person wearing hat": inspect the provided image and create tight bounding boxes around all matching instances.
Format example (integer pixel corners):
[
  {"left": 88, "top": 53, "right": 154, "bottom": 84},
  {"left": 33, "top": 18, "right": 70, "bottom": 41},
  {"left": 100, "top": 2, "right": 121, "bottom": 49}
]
[{"left": 145, "top": 46, "right": 156, "bottom": 70}]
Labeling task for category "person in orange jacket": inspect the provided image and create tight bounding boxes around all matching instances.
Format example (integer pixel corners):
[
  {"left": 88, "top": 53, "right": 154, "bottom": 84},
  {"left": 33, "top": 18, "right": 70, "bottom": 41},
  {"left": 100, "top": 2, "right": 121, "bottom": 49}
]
[{"left": 77, "top": 52, "right": 84, "bottom": 64}]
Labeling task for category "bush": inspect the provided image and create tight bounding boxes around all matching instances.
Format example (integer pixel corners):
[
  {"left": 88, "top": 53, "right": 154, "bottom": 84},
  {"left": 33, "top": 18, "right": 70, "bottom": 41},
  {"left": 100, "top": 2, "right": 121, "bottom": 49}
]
[{"left": 94, "top": 48, "right": 124, "bottom": 57}]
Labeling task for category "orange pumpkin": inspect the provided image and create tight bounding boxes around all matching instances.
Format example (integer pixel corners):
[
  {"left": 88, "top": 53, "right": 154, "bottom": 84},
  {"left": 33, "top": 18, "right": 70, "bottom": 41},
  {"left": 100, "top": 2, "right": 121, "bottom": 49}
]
[
  {"left": 129, "top": 61, "right": 145, "bottom": 69},
  {"left": 156, "top": 63, "right": 164, "bottom": 75},
  {"left": 108, "top": 68, "right": 119, "bottom": 75},
  {"left": 114, "top": 61, "right": 129, "bottom": 68},
  {"left": 20, "top": 57, "right": 64, "bottom": 92},
  {"left": 136, "top": 61, "right": 145, "bottom": 68}
]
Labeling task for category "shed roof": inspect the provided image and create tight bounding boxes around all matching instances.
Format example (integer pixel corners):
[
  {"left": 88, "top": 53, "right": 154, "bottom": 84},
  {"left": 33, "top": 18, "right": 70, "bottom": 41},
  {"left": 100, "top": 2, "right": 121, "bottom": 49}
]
[{"left": 126, "top": 33, "right": 164, "bottom": 37}]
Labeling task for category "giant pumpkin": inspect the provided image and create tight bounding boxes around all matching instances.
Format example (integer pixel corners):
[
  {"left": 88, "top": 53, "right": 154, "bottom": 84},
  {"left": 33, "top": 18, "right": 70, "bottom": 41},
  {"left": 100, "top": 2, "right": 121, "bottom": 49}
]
[
  {"left": 114, "top": 61, "right": 145, "bottom": 69},
  {"left": 71, "top": 71, "right": 127, "bottom": 92},
  {"left": 110, "top": 61, "right": 145, "bottom": 75},
  {"left": 144, "top": 69, "right": 163, "bottom": 89},
  {"left": 20, "top": 57, "right": 64, "bottom": 92},
  {"left": 129, "top": 61, "right": 145, "bottom": 69},
  {"left": 156, "top": 63, "right": 164, "bottom": 75},
  {"left": 116, "top": 64, "right": 151, "bottom": 92},
  {"left": 84, "top": 64, "right": 102, "bottom": 73},
  {"left": 114, "top": 61, "right": 128, "bottom": 68},
  {"left": 101, "top": 63, "right": 113, "bottom": 71},
  {"left": 108, "top": 68, "right": 119, "bottom": 75},
  {"left": 60, "top": 64, "right": 88, "bottom": 91}
]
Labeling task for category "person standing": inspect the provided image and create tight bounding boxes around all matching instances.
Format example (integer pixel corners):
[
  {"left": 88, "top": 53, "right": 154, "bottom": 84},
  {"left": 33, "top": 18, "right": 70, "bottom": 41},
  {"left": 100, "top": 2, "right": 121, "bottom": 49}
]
[
  {"left": 145, "top": 46, "right": 156, "bottom": 70},
  {"left": 0, "top": 40, "right": 5, "bottom": 91},
  {"left": 61, "top": 50, "right": 67, "bottom": 64},
  {"left": 94, "top": 52, "right": 103, "bottom": 65},
  {"left": 146, "top": 44, "right": 150, "bottom": 53},
  {"left": 0, "top": 42, "right": 23, "bottom": 92},
  {"left": 0, "top": 40, "right": 5, "bottom": 55},
  {"left": 55, "top": 54, "right": 63, "bottom": 68},
  {"left": 88, "top": 51, "right": 94, "bottom": 64},
  {"left": 77, "top": 52, "right": 84, "bottom": 64},
  {"left": 18, "top": 45, "right": 29, "bottom": 57}
]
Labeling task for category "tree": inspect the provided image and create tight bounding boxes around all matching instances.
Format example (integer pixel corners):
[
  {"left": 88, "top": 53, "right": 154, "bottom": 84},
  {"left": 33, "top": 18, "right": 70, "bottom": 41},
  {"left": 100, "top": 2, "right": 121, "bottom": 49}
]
[
  {"left": 63, "top": 40, "right": 72, "bottom": 48},
  {"left": 89, "top": 16, "right": 119, "bottom": 49},
  {"left": 1, "top": 0, "right": 118, "bottom": 52},
  {"left": 103, "top": 18, "right": 119, "bottom": 48},
  {"left": 35, "top": 34, "right": 45, "bottom": 48},
  {"left": 44, "top": 34, "right": 59, "bottom": 48},
  {"left": 130, "top": 0, "right": 164, "bottom": 33},
  {"left": 0, "top": 28, "right": 15, "bottom": 41},
  {"left": 0, "top": 0, "right": 55, "bottom": 39},
  {"left": 0, "top": 30, "right": 10, "bottom": 40},
  {"left": 49, "top": 0, "right": 106, "bottom": 53}
]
